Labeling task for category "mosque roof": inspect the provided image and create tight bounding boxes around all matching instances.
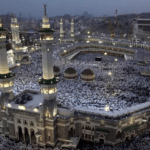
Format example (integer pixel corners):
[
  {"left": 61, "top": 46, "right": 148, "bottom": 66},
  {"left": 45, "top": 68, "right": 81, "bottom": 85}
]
[
  {"left": 64, "top": 67, "right": 77, "bottom": 74},
  {"left": 81, "top": 69, "right": 94, "bottom": 76},
  {"left": 39, "top": 28, "right": 54, "bottom": 33},
  {"left": 53, "top": 66, "right": 60, "bottom": 72}
]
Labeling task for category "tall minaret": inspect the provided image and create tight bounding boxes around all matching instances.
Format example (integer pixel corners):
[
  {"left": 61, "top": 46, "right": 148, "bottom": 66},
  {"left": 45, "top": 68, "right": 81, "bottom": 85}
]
[
  {"left": 11, "top": 14, "right": 22, "bottom": 63},
  {"left": 11, "top": 15, "right": 21, "bottom": 45},
  {"left": 38, "top": 5, "right": 58, "bottom": 145},
  {"left": 60, "top": 18, "right": 64, "bottom": 41},
  {"left": 70, "top": 18, "right": 74, "bottom": 39},
  {"left": 0, "top": 18, "right": 15, "bottom": 108}
]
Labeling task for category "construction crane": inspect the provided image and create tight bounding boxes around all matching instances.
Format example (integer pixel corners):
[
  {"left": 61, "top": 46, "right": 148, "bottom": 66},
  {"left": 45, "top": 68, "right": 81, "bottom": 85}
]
[
  {"left": 128, "top": 26, "right": 133, "bottom": 39},
  {"left": 115, "top": 9, "right": 118, "bottom": 27},
  {"left": 108, "top": 18, "right": 115, "bottom": 38},
  {"left": 120, "top": 30, "right": 123, "bottom": 38},
  {"left": 28, "top": 13, "right": 32, "bottom": 21}
]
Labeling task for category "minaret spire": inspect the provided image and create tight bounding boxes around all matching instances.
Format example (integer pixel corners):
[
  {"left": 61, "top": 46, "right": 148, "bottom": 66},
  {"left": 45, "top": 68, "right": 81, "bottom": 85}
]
[{"left": 44, "top": 4, "right": 47, "bottom": 16}]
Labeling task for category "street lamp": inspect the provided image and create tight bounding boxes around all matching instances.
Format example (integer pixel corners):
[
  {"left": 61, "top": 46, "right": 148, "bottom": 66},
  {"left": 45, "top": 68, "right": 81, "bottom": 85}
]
[
  {"left": 115, "top": 59, "right": 118, "bottom": 62},
  {"left": 108, "top": 72, "right": 112, "bottom": 76},
  {"left": 104, "top": 105, "right": 110, "bottom": 111}
]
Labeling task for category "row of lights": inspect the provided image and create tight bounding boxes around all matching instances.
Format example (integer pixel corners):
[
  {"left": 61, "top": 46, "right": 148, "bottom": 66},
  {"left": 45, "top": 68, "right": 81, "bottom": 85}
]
[{"left": 7, "top": 103, "right": 39, "bottom": 112}]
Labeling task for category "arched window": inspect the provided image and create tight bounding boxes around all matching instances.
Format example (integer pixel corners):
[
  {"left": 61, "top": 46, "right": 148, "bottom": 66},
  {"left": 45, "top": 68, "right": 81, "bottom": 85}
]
[
  {"left": 17, "top": 119, "right": 21, "bottom": 123},
  {"left": 116, "top": 131, "right": 122, "bottom": 139},
  {"left": 30, "top": 122, "right": 34, "bottom": 126},
  {"left": 24, "top": 120, "right": 28, "bottom": 125}
]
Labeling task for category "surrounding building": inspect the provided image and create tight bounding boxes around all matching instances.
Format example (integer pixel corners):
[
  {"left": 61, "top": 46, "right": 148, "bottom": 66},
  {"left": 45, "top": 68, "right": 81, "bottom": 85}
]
[{"left": 133, "top": 18, "right": 150, "bottom": 41}]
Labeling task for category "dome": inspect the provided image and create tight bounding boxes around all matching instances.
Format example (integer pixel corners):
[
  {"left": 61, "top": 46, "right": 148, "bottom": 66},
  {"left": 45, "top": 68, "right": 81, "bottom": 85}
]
[
  {"left": 65, "top": 67, "right": 76, "bottom": 74},
  {"left": 82, "top": 69, "right": 94, "bottom": 76},
  {"left": 53, "top": 66, "right": 61, "bottom": 77},
  {"left": 53, "top": 66, "right": 60, "bottom": 72},
  {"left": 64, "top": 67, "right": 77, "bottom": 79},
  {"left": 81, "top": 69, "right": 95, "bottom": 81}
]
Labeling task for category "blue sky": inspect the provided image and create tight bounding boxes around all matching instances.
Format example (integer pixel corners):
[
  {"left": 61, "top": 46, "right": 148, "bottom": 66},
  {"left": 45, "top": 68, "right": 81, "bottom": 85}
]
[{"left": 0, "top": 0, "right": 150, "bottom": 18}]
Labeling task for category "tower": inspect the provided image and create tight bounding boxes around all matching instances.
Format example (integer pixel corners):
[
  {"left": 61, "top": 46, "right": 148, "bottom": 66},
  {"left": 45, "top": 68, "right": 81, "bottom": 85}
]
[
  {"left": 70, "top": 18, "right": 74, "bottom": 39},
  {"left": 10, "top": 14, "right": 22, "bottom": 63},
  {"left": 0, "top": 18, "right": 15, "bottom": 109},
  {"left": 60, "top": 18, "right": 64, "bottom": 41},
  {"left": 115, "top": 10, "right": 117, "bottom": 19},
  {"left": 39, "top": 5, "right": 58, "bottom": 146}
]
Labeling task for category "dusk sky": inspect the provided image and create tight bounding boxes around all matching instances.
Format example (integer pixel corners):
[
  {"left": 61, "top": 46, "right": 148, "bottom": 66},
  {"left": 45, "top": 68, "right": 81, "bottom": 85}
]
[{"left": 0, "top": 0, "right": 150, "bottom": 18}]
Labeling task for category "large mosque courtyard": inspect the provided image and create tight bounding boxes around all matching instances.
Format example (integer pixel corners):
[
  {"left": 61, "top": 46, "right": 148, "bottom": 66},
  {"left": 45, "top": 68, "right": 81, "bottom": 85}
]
[{"left": 9, "top": 43, "right": 150, "bottom": 118}]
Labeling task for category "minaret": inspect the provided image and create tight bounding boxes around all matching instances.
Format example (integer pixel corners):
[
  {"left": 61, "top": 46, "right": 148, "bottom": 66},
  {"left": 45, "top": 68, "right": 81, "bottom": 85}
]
[
  {"left": 0, "top": 18, "right": 15, "bottom": 108},
  {"left": 70, "top": 18, "right": 74, "bottom": 39},
  {"left": 38, "top": 5, "right": 58, "bottom": 145},
  {"left": 10, "top": 15, "right": 15, "bottom": 44},
  {"left": 11, "top": 14, "right": 22, "bottom": 63},
  {"left": 60, "top": 18, "right": 64, "bottom": 41}
]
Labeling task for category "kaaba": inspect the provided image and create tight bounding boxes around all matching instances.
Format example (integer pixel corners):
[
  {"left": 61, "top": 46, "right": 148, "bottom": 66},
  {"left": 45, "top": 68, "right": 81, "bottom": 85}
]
[{"left": 95, "top": 57, "right": 102, "bottom": 61}]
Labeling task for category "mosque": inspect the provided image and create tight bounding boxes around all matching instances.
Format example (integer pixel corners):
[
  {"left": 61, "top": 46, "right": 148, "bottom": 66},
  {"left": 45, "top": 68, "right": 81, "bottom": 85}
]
[{"left": 0, "top": 5, "right": 150, "bottom": 150}]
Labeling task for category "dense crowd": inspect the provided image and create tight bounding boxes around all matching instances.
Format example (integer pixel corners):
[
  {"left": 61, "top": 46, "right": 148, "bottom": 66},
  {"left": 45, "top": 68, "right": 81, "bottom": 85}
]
[
  {"left": 77, "top": 132, "right": 150, "bottom": 150},
  {"left": 11, "top": 44, "right": 150, "bottom": 112},
  {"left": 1, "top": 132, "right": 150, "bottom": 150}
]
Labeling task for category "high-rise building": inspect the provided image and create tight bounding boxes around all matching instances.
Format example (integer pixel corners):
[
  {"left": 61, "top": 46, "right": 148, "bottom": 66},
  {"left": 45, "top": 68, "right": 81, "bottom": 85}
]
[{"left": 133, "top": 18, "right": 150, "bottom": 41}]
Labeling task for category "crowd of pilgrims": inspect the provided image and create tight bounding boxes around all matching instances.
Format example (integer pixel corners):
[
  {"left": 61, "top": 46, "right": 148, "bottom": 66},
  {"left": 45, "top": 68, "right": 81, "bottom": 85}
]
[
  {"left": 1, "top": 132, "right": 150, "bottom": 150},
  {"left": 11, "top": 45, "right": 150, "bottom": 112},
  {"left": 77, "top": 132, "right": 150, "bottom": 150}
]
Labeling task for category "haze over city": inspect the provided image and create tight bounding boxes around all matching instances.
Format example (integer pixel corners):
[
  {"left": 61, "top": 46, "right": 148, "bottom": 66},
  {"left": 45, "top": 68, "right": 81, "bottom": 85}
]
[{"left": 1, "top": 0, "right": 150, "bottom": 17}]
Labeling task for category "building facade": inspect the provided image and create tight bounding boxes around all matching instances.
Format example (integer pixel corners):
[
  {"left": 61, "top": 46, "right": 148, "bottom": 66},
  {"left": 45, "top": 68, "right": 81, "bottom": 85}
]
[{"left": 133, "top": 18, "right": 150, "bottom": 41}]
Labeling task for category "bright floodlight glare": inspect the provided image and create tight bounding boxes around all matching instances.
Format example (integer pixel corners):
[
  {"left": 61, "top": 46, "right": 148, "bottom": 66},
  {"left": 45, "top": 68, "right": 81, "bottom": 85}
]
[
  {"left": 108, "top": 72, "right": 112, "bottom": 76},
  {"left": 115, "top": 59, "right": 118, "bottom": 62},
  {"left": 64, "top": 50, "right": 67, "bottom": 53},
  {"left": 104, "top": 52, "right": 107, "bottom": 55},
  {"left": 105, "top": 105, "right": 110, "bottom": 111}
]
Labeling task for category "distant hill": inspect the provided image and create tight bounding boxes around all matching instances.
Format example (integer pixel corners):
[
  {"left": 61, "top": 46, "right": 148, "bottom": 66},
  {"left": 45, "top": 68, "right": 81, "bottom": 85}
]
[
  {"left": 103, "top": 14, "right": 109, "bottom": 17},
  {"left": 63, "top": 14, "right": 71, "bottom": 18},
  {"left": 82, "top": 11, "right": 94, "bottom": 18}
]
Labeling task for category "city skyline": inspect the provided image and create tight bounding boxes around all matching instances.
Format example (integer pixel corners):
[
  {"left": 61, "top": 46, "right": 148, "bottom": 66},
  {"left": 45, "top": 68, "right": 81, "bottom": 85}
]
[{"left": 0, "top": 0, "right": 150, "bottom": 18}]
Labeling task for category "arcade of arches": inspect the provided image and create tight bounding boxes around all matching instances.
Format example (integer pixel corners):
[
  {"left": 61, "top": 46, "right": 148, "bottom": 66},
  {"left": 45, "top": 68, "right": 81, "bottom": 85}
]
[{"left": 18, "top": 126, "right": 36, "bottom": 144}]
